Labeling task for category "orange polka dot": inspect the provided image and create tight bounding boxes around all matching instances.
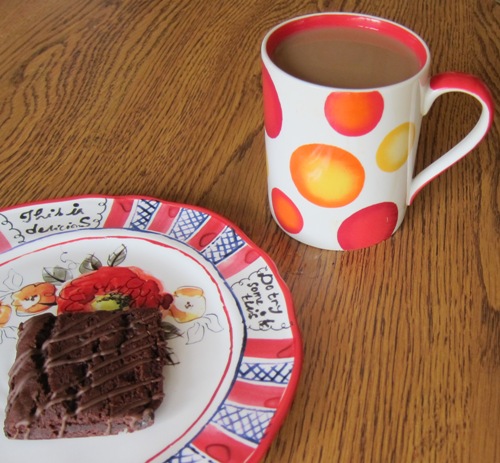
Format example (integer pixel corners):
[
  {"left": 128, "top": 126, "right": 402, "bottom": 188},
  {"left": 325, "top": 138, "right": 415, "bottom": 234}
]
[
  {"left": 290, "top": 144, "right": 365, "bottom": 207},
  {"left": 325, "top": 91, "right": 384, "bottom": 136},
  {"left": 271, "top": 188, "right": 303, "bottom": 234}
]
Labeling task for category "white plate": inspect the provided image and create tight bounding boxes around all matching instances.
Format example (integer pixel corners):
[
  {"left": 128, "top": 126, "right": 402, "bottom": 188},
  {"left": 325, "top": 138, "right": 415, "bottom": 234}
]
[{"left": 0, "top": 196, "right": 302, "bottom": 463}]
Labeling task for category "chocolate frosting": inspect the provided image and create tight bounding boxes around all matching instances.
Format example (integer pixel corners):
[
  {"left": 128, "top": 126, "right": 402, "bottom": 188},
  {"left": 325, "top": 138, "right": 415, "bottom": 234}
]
[{"left": 4, "top": 308, "right": 168, "bottom": 439}]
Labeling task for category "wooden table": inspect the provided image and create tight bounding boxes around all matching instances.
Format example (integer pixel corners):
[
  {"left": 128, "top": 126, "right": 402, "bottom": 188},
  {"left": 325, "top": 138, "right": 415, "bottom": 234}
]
[{"left": 0, "top": 0, "right": 498, "bottom": 461}]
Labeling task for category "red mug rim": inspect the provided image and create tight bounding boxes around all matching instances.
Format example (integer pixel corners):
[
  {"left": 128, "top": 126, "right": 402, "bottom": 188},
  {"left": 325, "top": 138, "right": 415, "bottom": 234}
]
[{"left": 263, "top": 13, "right": 430, "bottom": 83}]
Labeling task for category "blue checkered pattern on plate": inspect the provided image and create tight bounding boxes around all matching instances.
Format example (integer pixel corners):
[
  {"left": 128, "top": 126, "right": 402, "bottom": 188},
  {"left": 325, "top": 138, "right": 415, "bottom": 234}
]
[
  {"left": 201, "top": 226, "right": 245, "bottom": 264},
  {"left": 238, "top": 361, "right": 293, "bottom": 385},
  {"left": 164, "top": 445, "right": 213, "bottom": 463},
  {"left": 129, "top": 199, "right": 160, "bottom": 230},
  {"left": 211, "top": 403, "right": 274, "bottom": 444},
  {"left": 169, "top": 208, "right": 209, "bottom": 242}
]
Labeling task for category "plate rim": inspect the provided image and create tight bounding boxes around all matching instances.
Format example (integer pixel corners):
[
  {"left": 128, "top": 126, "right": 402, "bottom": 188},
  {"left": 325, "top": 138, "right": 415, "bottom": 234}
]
[{"left": 0, "top": 194, "right": 303, "bottom": 463}]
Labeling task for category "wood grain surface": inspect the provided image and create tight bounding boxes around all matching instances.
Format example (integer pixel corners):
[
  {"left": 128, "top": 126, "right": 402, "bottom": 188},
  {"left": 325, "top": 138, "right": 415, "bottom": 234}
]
[{"left": 0, "top": 0, "right": 499, "bottom": 462}]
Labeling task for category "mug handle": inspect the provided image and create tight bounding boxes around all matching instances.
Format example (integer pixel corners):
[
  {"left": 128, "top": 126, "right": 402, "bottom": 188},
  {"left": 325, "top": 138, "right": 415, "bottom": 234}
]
[{"left": 408, "top": 72, "right": 494, "bottom": 204}]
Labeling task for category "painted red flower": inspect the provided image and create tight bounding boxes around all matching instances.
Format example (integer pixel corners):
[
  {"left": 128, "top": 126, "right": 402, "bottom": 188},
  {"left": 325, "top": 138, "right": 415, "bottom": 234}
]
[{"left": 57, "top": 266, "right": 173, "bottom": 314}]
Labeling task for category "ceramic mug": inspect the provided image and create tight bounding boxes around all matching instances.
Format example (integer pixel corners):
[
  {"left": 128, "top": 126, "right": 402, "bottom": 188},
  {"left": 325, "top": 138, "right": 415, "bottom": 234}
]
[{"left": 261, "top": 13, "right": 493, "bottom": 250}]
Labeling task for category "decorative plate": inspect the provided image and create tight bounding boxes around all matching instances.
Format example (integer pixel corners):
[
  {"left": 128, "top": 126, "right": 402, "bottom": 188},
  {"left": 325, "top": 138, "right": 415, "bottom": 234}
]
[{"left": 0, "top": 195, "right": 302, "bottom": 463}]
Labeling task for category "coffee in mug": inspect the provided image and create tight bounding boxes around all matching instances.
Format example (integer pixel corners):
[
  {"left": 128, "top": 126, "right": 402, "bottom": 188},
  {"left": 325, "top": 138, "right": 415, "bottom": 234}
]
[{"left": 271, "top": 26, "right": 421, "bottom": 88}]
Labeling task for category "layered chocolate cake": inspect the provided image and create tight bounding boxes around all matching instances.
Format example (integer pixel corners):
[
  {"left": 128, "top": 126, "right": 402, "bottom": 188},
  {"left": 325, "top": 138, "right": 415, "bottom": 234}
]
[{"left": 4, "top": 308, "right": 169, "bottom": 439}]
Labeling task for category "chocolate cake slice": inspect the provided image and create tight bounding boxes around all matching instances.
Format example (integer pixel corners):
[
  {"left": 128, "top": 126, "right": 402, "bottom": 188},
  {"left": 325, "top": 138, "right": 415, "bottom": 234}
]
[{"left": 4, "top": 308, "right": 168, "bottom": 439}]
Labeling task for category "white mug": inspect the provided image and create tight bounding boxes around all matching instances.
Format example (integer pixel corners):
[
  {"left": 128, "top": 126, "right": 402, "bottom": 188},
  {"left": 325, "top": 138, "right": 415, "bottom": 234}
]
[{"left": 261, "top": 13, "right": 493, "bottom": 250}]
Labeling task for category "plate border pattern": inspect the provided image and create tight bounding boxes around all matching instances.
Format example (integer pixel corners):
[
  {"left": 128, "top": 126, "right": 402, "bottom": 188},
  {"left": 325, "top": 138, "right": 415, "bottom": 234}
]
[{"left": 0, "top": 195, "right": 302, "bottom": 463}]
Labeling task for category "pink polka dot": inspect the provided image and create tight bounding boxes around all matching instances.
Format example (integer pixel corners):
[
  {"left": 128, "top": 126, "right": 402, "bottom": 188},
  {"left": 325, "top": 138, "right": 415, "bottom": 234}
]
[
  {"left": 168, "top": 206, "right": 180, "bottom": 218},
  {"left": 264, "top": 396, "right": 281, "bottom": 408},
  {"left": 262, "top": 64, "right": 282, "bottom": 138},
  {"left": 205, "top": 444, "right": 231, "bottom": 462},
  {"left": 198, "top": 233, "right": 218, "bottom": 247},
  {"left": 325, "top": 91, "right": 384, "bottom": 136},
  {"left": 337, "top": 202, "right": 399, "bottom": 250},
  {"left": 244, "top": 249, "right": 260, "bottom": 264}
]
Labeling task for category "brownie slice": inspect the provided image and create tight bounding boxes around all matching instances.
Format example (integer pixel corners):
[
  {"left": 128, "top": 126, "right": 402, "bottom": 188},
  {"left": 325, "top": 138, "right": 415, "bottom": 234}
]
[{"left": 4, "top": 308, "right": 168, "bottom": 439}]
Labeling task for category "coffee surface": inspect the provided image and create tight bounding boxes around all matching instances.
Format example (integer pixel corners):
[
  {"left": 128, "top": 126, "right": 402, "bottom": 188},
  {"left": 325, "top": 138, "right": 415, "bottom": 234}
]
[{"left": 271, "top": 26, "right": 421, "bottom": 88}]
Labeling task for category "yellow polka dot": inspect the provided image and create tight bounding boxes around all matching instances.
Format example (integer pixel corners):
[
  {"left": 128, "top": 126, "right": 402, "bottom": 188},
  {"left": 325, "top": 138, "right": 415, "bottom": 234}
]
[{"left": 376, "top": 122, "right": 416, "bottom": 172}]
